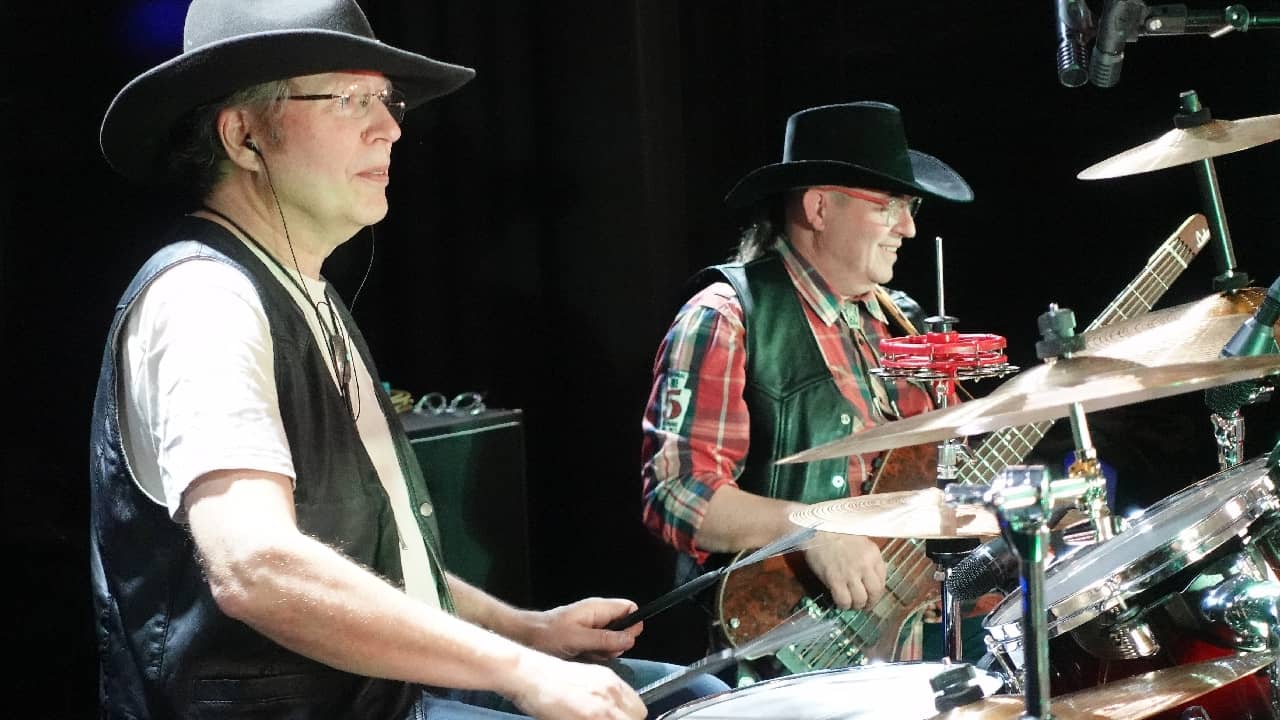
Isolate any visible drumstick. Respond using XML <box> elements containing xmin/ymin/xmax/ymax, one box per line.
<box><xmin>636</xmin><ymin>612</ymin><xmax>836</xmax><ymax>704</ymax></box>
<box><xmin>604</xmin><ymin>527</ymin><xmax>816</xmax><ymax>631</ymax></box>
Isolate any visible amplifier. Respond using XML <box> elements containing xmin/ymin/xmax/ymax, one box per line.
<box><xmin>400</xmin><ymin>408</ymin><xmax>532</xmax><ymax>606</ymax></box>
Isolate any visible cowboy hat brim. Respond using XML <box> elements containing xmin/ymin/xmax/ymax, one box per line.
<box><xmin>101</xmin><ymin>29</ymin><xmax>475</xmax><ymax>183</ymax></box>
<box><xmin>724</xmin><ymin>149</ymin><xmax>974</xmax><ymax>208</ymax></box>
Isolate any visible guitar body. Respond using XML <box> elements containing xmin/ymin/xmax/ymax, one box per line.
<box><xmin>870</xmin><ymin>443</ymin><xmax>939</xmax><ymax>494</ymax></box>
<box><xmin>712</xmin><ymin>215</ymin><xmax>1212</xmax><ymax>675</ymax></box>
<box><xmin>715</xmin><ymin>545</ymin><xmax>936</xmax><ymax>672</ymax></box>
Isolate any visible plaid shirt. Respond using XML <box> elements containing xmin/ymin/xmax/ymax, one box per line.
<box><xmin>641</xmin><ymin>240</ymin><xmax>936</xmax><ymax>562</ymax></box>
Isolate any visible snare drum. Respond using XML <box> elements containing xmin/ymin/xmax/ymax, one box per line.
<box><xmin>983</xmin><ymin>455</ymin><xmax>1280</xmax><ymax>718</ymax></box>
<box><xmin>658</xmin><ymin>662</ymin><xmax>1003</xmax><ymax>719</ymax></box>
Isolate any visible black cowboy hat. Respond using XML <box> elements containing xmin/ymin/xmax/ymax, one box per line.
<box><xmin>100</xmin><ymin>0</ymin><xmax>475</xmax><ymax>183</ymax></box>
<box><xmin>724</xmin><ymin>101</ymin><xmax>973</xmax><ymax>208</ymax></box>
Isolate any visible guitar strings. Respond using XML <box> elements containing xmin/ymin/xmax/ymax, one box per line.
<box><xmin>959</xmin><ymin>240</ymin><xmax>1192</xmax><ymax>485</ymax></box>
<box><xmin>791</xmin><ymin>237</ymin><xmax>1198</xmax><ymax>669</ymax></box>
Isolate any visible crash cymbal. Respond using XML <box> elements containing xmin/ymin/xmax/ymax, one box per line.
<box><xmin>1079</xmin><ymin>287</ymin><xmax>1265</xmax><ymax>365</ymax></box>
<box><xmin>778</xmin><ymin>353</ymin><xmax>1280</xmax><ymax>463</ymax></box>
<box><xmin>789</xmin><ymin>488</ymin><xmax>999</xmax><ymax>539</ymax></box>
<box><xmin>928</xmin><ymin>651</ymin><xmax>1275</xmax><ymax>720</ymax></box>
<box><xmin>1079</xmin><ymin>114</ymin><xmax>1280</xmax><ymax>180</ymax></box>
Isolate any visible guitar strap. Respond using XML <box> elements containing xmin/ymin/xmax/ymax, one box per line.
<box><xmin>874</xmin><ymin>286</ymin><xmax>921</xmax><ymax>336</ymax></box>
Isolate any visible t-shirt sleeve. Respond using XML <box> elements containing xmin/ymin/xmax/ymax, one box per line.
<box><xmin>121</xmin><ymin>259</ymin><xmax>295</xmax><ymax>519</ymax></box>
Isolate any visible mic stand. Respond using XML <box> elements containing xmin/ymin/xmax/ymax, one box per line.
<box><xmin>1139</xmin><ymin>4</ymin><xmax>1280</xmax><ymax>37</ymax></box>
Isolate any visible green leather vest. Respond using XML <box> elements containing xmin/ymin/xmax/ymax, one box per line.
<box><xmin>710</xmin><ymin>254</ymin><xmax>859</xmax><ymax>504</ymax></box>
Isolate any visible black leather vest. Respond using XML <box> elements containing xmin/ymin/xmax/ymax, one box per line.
<box><xmin>89</xmin><ymin>216</ymin><xmax>449</xmax><ymax>719</ymax></box>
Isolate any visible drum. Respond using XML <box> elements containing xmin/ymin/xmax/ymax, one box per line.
<box><xmin>983</xmin><ymin>455</ymin><xmax>1280</xmax><ymax>718</ymax></box>
<box><xmin>658</xmin><ymin>662</ymin><xmax>1003</xmax><ymax>719</ymax></box>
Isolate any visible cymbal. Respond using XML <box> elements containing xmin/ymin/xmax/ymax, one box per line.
<box><xmin>928</xmin><ymin>651</ymin><xmax>1275</xmax><ymax>720</ymax></box>
<box><xmin>789</xmin><ymin>488</ymin><xmax>999</xmax><ymax>539</ymax></box>
<box><xmin>778</xmin><ymin>289</ymin><xmax>1274</xmax><ymax>464</ymax></box>
<box><xmin>778</xmin><ymin>353</ymin><xmax>1280</xmax><ymax>464</ymax></box>
<box><xmin>1079</xmin><ymin>114</ymin><xmax>1280</xmax><ymax>180</ymax></box>
<box><xmin>1077</xmin><ymin>287</ymin><xmax>1264</xmax><ymax>365</ymax></box>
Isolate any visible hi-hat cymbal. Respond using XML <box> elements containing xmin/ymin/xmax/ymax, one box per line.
<box><xmin>789</xmin><ymin>488</ymin><xmax>999</xmax><ymax>539</ymax></box>
<box><xmin>928</xmin><ymin>651</ymin><xmax>1275</xmax><ymax>720</ymax></box>
<box><xmin>1078</xmin><ymin>114</ymin><xmax>1280</xmax><ymax>180</ymax></box>
<box><xmin>778</xmin><ymin>354</ymin><xmax>1280</xmax><ymax>464</ymax></box>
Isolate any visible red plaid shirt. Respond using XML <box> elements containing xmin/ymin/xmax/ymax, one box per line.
<box><xmin>641</xmin><ymin>240</ymin><xmax>937</xmax><ymax>562</ymax></box>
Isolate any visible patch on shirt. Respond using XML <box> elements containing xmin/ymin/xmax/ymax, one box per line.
<box><xmin>660</xmin><ymin>371</ymin><xmax>693</xmax><ymax>432</ymax></box>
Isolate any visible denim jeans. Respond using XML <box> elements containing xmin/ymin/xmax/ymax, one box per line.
<box><xmin>407</xmin><ymin>657</ymin><xmax>730</xmax><ymax>719</ymax></box>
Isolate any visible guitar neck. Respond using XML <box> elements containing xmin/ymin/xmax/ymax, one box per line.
<box><xmin>957</xmin><ymin>214</ymin><xmax>1209</xmax><ymax>484</ymax></box>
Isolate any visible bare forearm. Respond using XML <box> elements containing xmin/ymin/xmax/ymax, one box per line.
<box><xmin>693</xmin><ymin>485</ymin><xmax>806</xmax><ymax>553</ymax></box>
<box><xmin>204</xmin><ymin>529</ymin><xmax>538</xmax><ymax>698</ymax></box>
<box><xmin>448</xmin><ymin>572</ymin><xmax>538</xmax><ymax>646</ymax></box>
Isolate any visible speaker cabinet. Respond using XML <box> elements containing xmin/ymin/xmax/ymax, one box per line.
<box><xmin>400</xmin><ymin>408</ymin><xmax>532</xmax><ymax>606</ymax></box>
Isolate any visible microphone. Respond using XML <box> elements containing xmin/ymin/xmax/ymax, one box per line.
<box><xmin>1055</xmin><ymin>0</ymin><xmax>1094</xmax><ymax>87</ymax></box>
<box><xmin>1090</xmin><ymin>0</ymin><xmax>1145</xmax><ymax>88</ymax></box>
<box><xmin>1205</xmin><ymin>276</ymin><xmax>1280</xmax><ymax>415</ymax></box>
<box><xmin>946</xmin><ymin>535</ymin><xmax>1020</xmax><ymax>601</ymax></box>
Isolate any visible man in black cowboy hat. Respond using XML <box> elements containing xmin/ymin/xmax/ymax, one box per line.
<box><xmin>91</xmin><ymin>2</ymin><xmax>724</xmax><ymax>719</ymax></box>
<box><xmin>640</xmin><ymin>102</ymin><xmax>973</xmax><ymax>673</ymax></box>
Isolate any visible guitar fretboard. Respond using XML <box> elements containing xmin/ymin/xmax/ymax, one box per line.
<box><xmin>957</xmin><ymin>215</ymin><xmax>1209</xmax><ymax>484</ymax></box>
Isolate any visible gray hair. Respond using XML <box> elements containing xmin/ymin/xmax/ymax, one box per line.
<box><xmin>165</xmin><ymin>80</ymin><xmax>290</xmax><ymax>201</ymax></box>
<box><xmin>732</xmin><ymin>191</ymin><xmax>798</xmax><ymax>263</ymax></box>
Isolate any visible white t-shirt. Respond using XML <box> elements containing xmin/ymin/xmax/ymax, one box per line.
<box><xmin>119</xmin><ymin>234</ymin><xmax>441</xmax><ymax>607</ymax></box>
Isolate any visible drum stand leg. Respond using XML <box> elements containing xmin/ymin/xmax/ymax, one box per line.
<box><xmin>945</xmin><ymin>462</ymin><xmax>1095</xmax><ymax>720</ymax></box>
<box><xmin>927</xmin><ymin>541</ymin><xmax>977</xmax><ymax>662</ymax></box>
<box><xmin>929</xmin><ymin>436</ymin><xmax>978</xmax><ymax>662</ymax></box>
<box><xmin>1007</xmin><ymin>514</ymin><xmax>1052</xmax><ymax>720</ymax></box>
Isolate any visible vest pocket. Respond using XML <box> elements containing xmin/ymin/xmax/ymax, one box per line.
<box><xmin>191</xmin><ymin>671</ymin><xmax>331</xmax><ymax>717</ymax></box>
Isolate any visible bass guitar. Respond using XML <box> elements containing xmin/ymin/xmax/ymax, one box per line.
<box><xmin>715</xmin><ymin>215</ymin><xmax>1211</xmax><ymax>674</ymax></box>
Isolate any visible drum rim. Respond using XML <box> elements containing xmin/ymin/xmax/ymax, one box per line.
<box><xmin>984</xmin><ymin>456</ymin><xmax>1278</xmax><ymax>645</ymax></box>
<box><xmin>655</xmin><ymin>661</ymin><xmax>1004</xmax><ymax>719</ymax></box>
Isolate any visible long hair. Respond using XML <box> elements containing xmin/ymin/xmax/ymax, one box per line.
<box><xmin>732</xmin><ymin>192</ymin><xmax>795</xmax><ymax>262</ymax></box>
<box><xmin>165</xmin><ymin>80</ymin><xmax>290</xmax><ymax>202</ymax></box>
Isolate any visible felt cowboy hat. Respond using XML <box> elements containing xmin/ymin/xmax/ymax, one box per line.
<box><xmin>100</xmin><ymin>0</ymin><xmax>475</xmax><ymax>183</ymax></box>
<box><xmin>724</xmin><ymin>101</ymin><xmax>973</xmax><ymax>208</ymax></box>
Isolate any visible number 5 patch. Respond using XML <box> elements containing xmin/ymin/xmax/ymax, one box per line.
<box><xmin>660</xmin><ymin>370</ymin><xmax>692</xmax><ymax>432</ymax></box>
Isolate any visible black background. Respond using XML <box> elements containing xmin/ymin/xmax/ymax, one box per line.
<box><xmin>4</xmin><ymin>2</ymin><xmax>1280</xmax><ymax>716</ymax></box>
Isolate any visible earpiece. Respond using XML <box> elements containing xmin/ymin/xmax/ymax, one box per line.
<box><xmin>244</xmin><ymin>137</ymin><xmax>260</xmax><ymax>154</ymax></box>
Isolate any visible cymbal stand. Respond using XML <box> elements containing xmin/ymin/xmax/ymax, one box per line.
<box><xmin>1035</xmin><ymin>304</ymin><xmax>1119</xmax><ymax>540</ymax></box>
<box><xmin>873</xmin><ymin>237</ymin><xmax>1019</xmax><ymax>660</ymax></box>
<box><xmin>945</xmin><ymin>467</ymin><xmax>1094</xmax><ymax>720</ymax></box>
<box><xmin>1176</xmin><ymin>90</ymin><xmax>1252</xmax><ymax>292</ymax></box>
<box><xmin>1207</xmin><ymin>274</ymin><xmax>1280</xmax><ymax>470</ymax></box>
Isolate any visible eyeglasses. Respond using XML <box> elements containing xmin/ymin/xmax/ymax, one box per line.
<box><xmin>414</xmin><ymin>391</ymin><xmax>487</xmax><ymax>416</ymax></box>
<box><xmin>287</xmin><ymin>87</ymin><xmax>407</xmax><ymax>124</ymax></box>
<box><xmin>815</xmin><ymin>186</ymin><xmax>922</xmax><ymax>228</ymax></box>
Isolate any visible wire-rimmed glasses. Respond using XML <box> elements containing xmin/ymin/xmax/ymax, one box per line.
<box><xmin>413</xmin><ymin>392</ymin><xmax>487</xmax><ymax>416</ymax></box>
<box><xmin>287</xmin><ymin>86</ymin><xmax>407</xmax><ymax>124</ymax></box>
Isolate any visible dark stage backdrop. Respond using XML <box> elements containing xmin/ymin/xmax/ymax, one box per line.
<box><xmin>4</xmin><ymin>2</ymin><xmax>1280</xmax><ymax>716</ymax></box>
